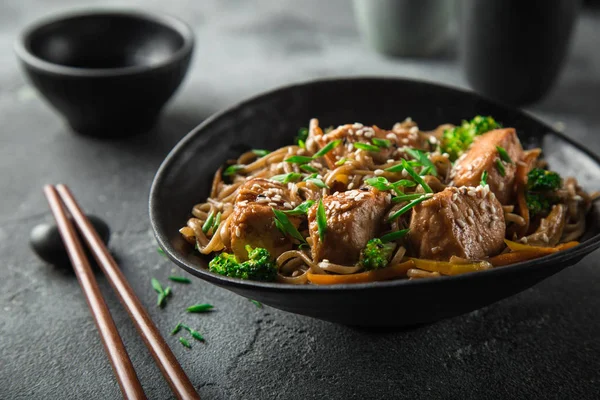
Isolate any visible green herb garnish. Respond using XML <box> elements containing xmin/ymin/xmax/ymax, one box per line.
<box><xmin>272</xmin><ymin>208</ymin><xmax>306</xmax><ymax>244</ymax></box>
<box><xmin>406</xmin><ymin>148</ymin><xmax>437</xmax><ymax>177</ymax></box>
<box><xmin>496</xmin><ymin>146</ymin><xmax>513</xmax><ymax>164</ymax></box>
<box><xmin>495</xmin><ymin>159</ymin><xmax>506</xmax><ymax>177</ymax></box>
<box><xmin>480</xmin><ymin>170</ymin><xmax>488</xmax><ymax>186</ymax></box>
<box><xmin>391</xmin><ymin>193</ymin><xmax>427</xmax><ymax>203</ymax></box>
<box><xmin>179</xmin><ymin>337</ymin><xmax>192</xmax><ymax>348</ymax></box>
<box><xmin>271</xmin><ymin>172</ymin><xmax>303</xmax><ymax>184</ymax></box>
<box><xmin>313</xmin><ymin>140</ymin><xmax>342</xmax><ymax>158</ymax></box>
<box><xmin>316</xmin><ymin>199</ymin><xmax>327</xmax><ymax>242</ymax></box>
<box><xmin>384</xmin><ymin>160</ymin><xmax>421</xmax><ymax>173</ymax></box>
<box><xmin>388</xmin><ymin>194</ymin><xmax>431</xmax><ymax>221</ymax></box>
<box><xmin>380</xmin><ymin>229</ymin><xmax>410</xmax><ymax>243</ymax></box>
<box><xmin>151</xmin><ymin>278</ymin><xmax>164</xmax><ymax>295</ymax></box>
<box><xmin>300</xmin><ymin>164</ymin><xmax>319</xmax><ymax>173</ymax></box>
<box><xmin>252</xmin><ymin>149</ymin><xmax>270</xmax><ymax>157</ymax></box>
<box><xmin>285</xmin><ymin>155</ymin><xmax>314</xmax><ymax>164</ymax></box>
<box><xmin>249</xmin><ymin>299</ymin><xmax>263</xmax><ymax>308</ymax></box>
<box><xmin>365</xmin><ymin>177</ymin><xmax>416</xmax><ymax>193</ymax></box>
<box><xmin>186</xmin><ymin>303</ymin><xmax>214</xmax><ymax>313</ymax></box>
<box><xmin>157</xmin><ymin>292</ymin><xmax>167</xmax><ymax>307</ymax></box>
<box><xmin>372</xmin><ymin>138</ymin><xmax>391</xmax><ymax>148</ymax></box>
<box><xmin>283</xmin><ymin>200</ymin><xmax>315</xmax><ymax>216</ymax></box>
<box><xmin>401</xmin><ymin>159</ymin><xmax>432</xmax><ymax>193</ymax></box>
<box><xmin>213</xmin><ymin>212</ymin><xmax>222</xmax><ymax>231</ymax></box>
<box><xmin>296</xmin><ymin>127</ymin><xmax>309</xmax><ymax>148</ymax></box>
<box><xmin>353</xmin><ymin>142</ymin><xmax>380</xmax><ymax>152</ymax></box>
<box><xmin>183</xmin><ymin>326</ymin><xmax>205</xmax><ymax>342</ymax></box>
<box><xmin>303</xmin><ymin>175</ymin><xmax>328</xmax><ymax>189</ymax></box>
<box><xmin>157</xmin><ymin>247</ymin><xmax>166</xmax><ymax>257</ymax></box>
<box><xmin>201</xmin><ymin>211</ymin><xmax>215</xmax><ymax>233</ymax></box>
<box><xmin>335</xmin><ymin>157</ymin><xmax>349</xmax><ymax>166</ymax></box>
<box><xmin>223</xmin><ymin>164</ymin><xmax>244</xmax><ymax>176</ymax></box>
<box><xmin>171</xmin><ymin>323</ymin><xmax>183</xmax><ymax>335</ymax></box>
<box><xmin>169</xmin><ymin>276</ymin><xmax>191</xmax><ymax>284</ymax></box>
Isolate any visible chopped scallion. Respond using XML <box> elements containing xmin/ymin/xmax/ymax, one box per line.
<box><xmin>186</xmin><ymin>303</ymin><xmax>214</xmax><ymax>313</ymax></box>
<box><xmin>317</xmin><ymin>199</ymin><xmax>327</xmax><ymax>242</ymax></box>
<box><xmin>353</xmin><ymin>142</ymin><xmax>380</xmax><ymax>152</ymax></box>
<box><xmin>496</xmin><ymin>146</ymin><xmax>513</xmax><ymax>164</ymax></box>
<box><xmin>313</xmin><ymin>140</ymin><xmax>342</xmax><ymax>158</ymax></box>
<box><xmin>495</xmin><ymin>159</ymin><xmax>506</xmax><ymax>177</ymax></box>
<box><xmin>388</xmin><ymin>194</ymin><xmax>432</xmax><ymax>221</ymax></box>
<box><xmin>272</xmin><ymin>208</ymin><xmax>306</xmax><ymax>244</ymax></box>
<box><xmin>169</xmin><ymin>276</ymin><xmax>191</xmax><ymax>284</ymax></box>
<box><xmin>401</xmin><ymin>159</ymin><xmax>433</xmax><ymax>193</ymax></box>
<box><xmin>380</xmin><ymin>228</ymin><xmax>410</xmax><ymax>243</ymax></box>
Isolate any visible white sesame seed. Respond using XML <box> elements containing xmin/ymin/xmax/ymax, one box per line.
<box><xmin>452</xmin><ymin>193</ymin><xmax>458</xmax><ymax>201</ymax></box>
<box><xmin>256</xmin><ymin>198</ymin><xmax>269</xmax><ymax>203</ymax></box>
<box><xmin>542</xmin><ymin>233</ymin><xmax>549</xmax><ymax>243</ymax></box>
<box><xmin>490</xmin><ymin>205</ymin><xmax>496</xmax><ymax>213</ymax></box>
<box><xmin>347</xmin><ymin>182</ymin><xmax>354</xmax><ymax>190</ymax></box>
<box><xmin>468</xmin><ymin>208</ymin><xmax>474</xmax><ymax>217</ymax></box>
<box><xmin>431</xmin><ymin>246</ymin><xmax>441</xmax><ymax>254</ymax></box>
<box><xmin>478</xmin><ymin>234</ymin><xmax>483</xmax><ymax>242</ymax></box>
<box><xmin>409</xmin><ymin>126</ymin><xmax>419</xmax><ymax>134</ymax></box>
<box><xmin>402</xmin><ymin>138</ymin><xmax>409</xmax><ymax>144</ymax></box>
<box><xmin>356</xmin><ymin>130</ymin><xmax>364</xmax><ymax>137</ymax></box>
<box><xmin>573</xmin><ymin>195</ymin><xmax>583</xmax><ymax>201</ymax></box>
<box><xmin>429</xmin><ymin>136</ymin><xmax>438</xmax><ymax>144</ymax></box>
<box><xmin>456</xmin><ymin>219</ymin><xmax>466</xmax><ymax>228</ymax></box>
<box><xmin>387</xmin><ymin>159</ymin><xmax>395</xmax><ymax>164</ymax></box>
<box><xmin>386</xmin><ymin>133</ymin><xmax>396</xmax><ymax>140</ymax></box>
<box><xmin>480</xmin><ymin>201</ymin><xmax>487</xmax><ymax>211</ymax></box>
<box><xmin>268</xmin><ymin>202</ymin><xmax>278</xmax><ymax>207</ymax></box>
<box><xmin>401</xmin><ymin>169</ymin><xmax>409</xmax><ymax>177</ymax></box>
<box><xmin>451</xmin><ymin>203</ymin><xmax>459</xmax><ymax>212</ymax></box>
<box><xmin>491</xmin><ymin>215</ymin><xmax>499</xmax><ymax>221</ymax></box>
<box><xmin>521</xmin><ymin>237</ymin><xmax>528</xmax><ymax>244</ymax></box>
<box><xmin>235</xmin><ymin>227</ymin><xmax>241</xmax><ymax>238</ymax></box>
<box><xmin>405</xmin><ymin>117</ymin><xmax>413</xmax><ymax>122</ymax></box>
<box><xmin>467</xmin><ymin>190</ymin><xmax>476</xmax><ymax>197</ymax></box>
<box><xmin>467</xmin><ymin>216</ymin><xmax>475</xmax><ymax>225</ymax></box>
<box><xmin>353</xmin><ymin>123</ymin><xmax>363</xmax><ymax>129</ymax></box>
<box><xmin>323</xmin><ymin>259</ymin><xmax>330</xmax><ymax>263</ymax></box>
<box><xmin>374</xmin><ymin>169</ymin><xmax>384</xmax><ymax>176</ymax></box>
<box><xmin>498</xmin><ymin>181</ymin><xmax>505</xmax><ymax>191</ymax></box>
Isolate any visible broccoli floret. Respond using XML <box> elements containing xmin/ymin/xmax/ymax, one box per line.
<box><xmin>525</xmin><ymin>168</ymin><xmax>562</xmax><ymax>217</ymax></box>
<box><xmin>440</xmin><ymin>115</ymin><xmax>501</xmax><ymax>161</ymax></box>
<box><xmin>208</xmin><ymin>245</ymin><xmax>277</xmax><ymax>281</ymax></box>
<box><xmin>359</xmin><ymin>238</ymin><xmax>396</xmax><ymax>270</ymax></box>
<box><xmin>527</xmin><ymin>168</ymin><xmax>562</xmax><ymax>191</ymax></box>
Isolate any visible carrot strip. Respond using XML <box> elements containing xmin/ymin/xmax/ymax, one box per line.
<box><xmin>488</xmin><ymin>250</ymin><xmax>547</xmax><ymax>266</ymax></box>
<box><xmin>306</xmin><ymin>260</ymin><xmax>415</xmax><ymax>285</ymax></box>
<box><xmin>504</xmin><ymin>239</ymin><xmax>579</xmax><ymax>253</ymax></box>
<box><xmin>409</xmin><ymin>258</ymin><xmax>491</xmax><ymax>276</ymax></box>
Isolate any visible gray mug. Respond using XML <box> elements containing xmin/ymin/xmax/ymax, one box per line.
<box><xmin>353</xmin><ymin>0</ymin><xmax>455</xmax><ymax>57</ymax></box>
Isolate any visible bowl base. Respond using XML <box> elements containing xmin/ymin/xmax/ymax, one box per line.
<box><xmin>68</xmin><ymin>117</ymin><xmax>158</xmax><ymax>138</ymax></box>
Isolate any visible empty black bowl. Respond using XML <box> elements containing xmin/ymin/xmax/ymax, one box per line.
<box><xmin>15</xmin><ymin>10</ymin><xmax>194</xmax><ymax>137</ymax></box>
<box><xmin>150</xmin><ymin>77</ymin><xmax>600</xmax><ymax>327</ymax></box>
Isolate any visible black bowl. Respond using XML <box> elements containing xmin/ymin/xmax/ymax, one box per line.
<box><xmin>150</xmin><ymin>78</ymin><xmax>600</xmax><ymax>327</ymax></box>
<box><xmin>14</xmin><ymin>10</ymin><xmax>194</xmax><ymax>137</ymax></box>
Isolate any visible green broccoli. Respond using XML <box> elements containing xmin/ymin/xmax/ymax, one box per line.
<box><xmin>359</xmin><ymin>238</ymin><xmax>396</xmax><ymax>270</ymax></box>
<box><xmin>525</xmin><ymin>168</ymin><xmax>562</xmax><ymax>217</ymax></box>
<box><xmin>208</xmin><ymin>245</ymin><xmax>277</xmax><ymax>281</ymax></box>
<box><xmin>527</xmin><ymin>168</ymin><xmax>562</xmax><ymax>191</ymax></box>
<box><xmin>440</xmin><ymin>115</ymin><xmax>501</xmax><ymax>161</ymax></box>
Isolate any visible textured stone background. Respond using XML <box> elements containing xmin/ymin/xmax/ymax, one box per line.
<box><xmin>1</xmin><ymin>1</ymin><xmax>599</xmax><ymax>399</ymax></box>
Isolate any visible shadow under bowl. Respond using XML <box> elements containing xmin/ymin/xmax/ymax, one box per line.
<box><xmin>14</xmin><ymin>9</ymin><xmax>194</xmax><ymax>137</ymax></box>
<box><xmin>150</xmin><ymin>77</ymin><xmax>600</xmax><ymax>327</ymax></box>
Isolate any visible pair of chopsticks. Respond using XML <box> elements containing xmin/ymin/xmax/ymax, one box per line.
<box><xmin>44</xmin><ymin>184</ymin><xmax>200</xmax><ymax>400</ymax></box>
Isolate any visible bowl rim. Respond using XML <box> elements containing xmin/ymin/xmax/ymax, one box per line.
<box><xmin>150</xmin><ymin>76</ymin><xmax>600</xmax><ymax>293</ymax></box>
<box><xmin>14</xmin><ymin>8</ymin><xmax>194</xmax><ymax>77</ymax></box>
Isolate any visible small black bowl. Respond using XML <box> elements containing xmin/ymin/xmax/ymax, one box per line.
<box><xmin>150</xmin><ymin>77</ymin><xmax>600</xmax><ymax>327</ymax></box>
<box><xmin>14</xmin><ymin>10</ymin><xmax>194</xmax><ymax>137</ymax></box>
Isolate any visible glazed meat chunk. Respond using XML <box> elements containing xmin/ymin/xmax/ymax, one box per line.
<box><xmin>409</xmin><ymin>186</ymin><xmax>505</xmax><ymax>260</ymax></box>
<box><xmin>452</xmin><ymin>128</ymin><xmax>524</xmax><ymax>204</ymax></box>
<box><xmin>230</xmin><ymin>178</ymin><xmax>300</xmax><ymax>261</ymax></box>
<box><xmin>307</xmin><ymin>189</ymin><xmax>390</xmax><ymax>265</ymax></box>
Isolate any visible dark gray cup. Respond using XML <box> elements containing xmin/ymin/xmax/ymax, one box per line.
<box><xmin>460</xmin><ymin>0</ymin><xmax>581</xmax><ymax>106</ymax></box>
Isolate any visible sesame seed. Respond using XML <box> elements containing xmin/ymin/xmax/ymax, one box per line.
<box><xmin>456</xmin><ymin>219</ymin><xmax>466</xmax><ymax>228</ymax></box>
<box><xmin>256</xmin><ymin>198</ymin><xmax>269</xmax><ymax>203</ymax></box>
<box><xmin>387</xmin><ymin>159</ymin><xmax>395</xmax><ymax>164</ymax></box>
<box><xmin>374</xmin><ymin>169</ymin><xmax>384</xmax><ymax>176</ymax></box>
<box><xmin>235</xmin><ymin>227</ymin><xmax>241</xmax><ymax>238</ymax></box>
<box><xmin>452</xmin><ymin>193</ymin><xmax>458</xmax><ymax>201</ymax></box>
<box><xmin>283</xmin><ymin>202</ymin><xmax>292</xmax><ymax>209</ymax></box>
<box><xmin>490</xmin><ymin>205</ymin><xmax>496</xmax><ymax>213</ymax></box>
<box><xmin>542</xmin><ymin>233</ymin><xmax>549</xmax><ymax>243</ymax></box>
<box><xmin>429</xmin><ymin>136</ymin><xmax>438</xmax><ymax>144</ymax></box>
<box><xmin>405</xmin><ymin>117</ymin><xmax>413</xmax><ymax>122</ymax></box>
<box><xmin>478</xmin><ymin>234</ymin><xmax>483</xmax><ymax>242</ymax></box>
<box><xmin>479</xmin><ymin>202</ymin><xmax>487</xmax><ymax>211</ymax></box>
<box><xmin>431</xmin><ymin>246</ymin><xmax>441</xmax><ymax>254</ymax></box>
<box><xmin>386</xmin><ymin>133</ymin><xmax>396</xmax><ymax>140</ymax></box>
<box><xmin>402</xmin><ymin>139</ymin><xmax>409</xmax><ymax>144</ymax></box>
<box><xmin>409</xmin><ymin>126</ymin><xmax>419</xmax><ymax>134</ymax></box>
<box><xmin>573</xmin><ymin>195</ymin><xmax>583</xmax><ymax>201</ymax></box>
<box><xmin>347</xmin><ymin>182</ymin><xmax>354</xmax><ymax>189</ymax></box>
<box><xmin>268</xmin><ymin>202</ymin><xmax>278</xmax><ymax>207</ymax></box>
<box><xmin>521</xmin><ymin>237</ymin><xmax>528</xmax><ymax>244</ymax></box>
<box><xmin>356</xmin><ymin>130</ymin><xmax>363</xmax><ymax>136</ymax></box>
<box><xmin>451</xmin><ymin>203</ymin><xmax>459</xmax><ymax>212</ymax></box>
<box><xmin>498</xmin><ymin>181</ymin><xmax>505</xmax><ymax>191</ymax></box>
<box><xmin>491</xmin><ymin>215</ymin><xmax>499</xmax><ymax>221</ymax></box>
<box><xmin>401</xmin><ymin>169</ymin><xmax>409</xmax><ymax>177</ymax></box>
<box><xmin>467</xmin><ymin>190</ymin><xmax>476</xmax><ymax>197</ymax></box>
<box><xmin>467</xmin><ymin>216</ymin><xmax>475</xmax><ymax>225</ymax></box>
<box><xmin>353</xmin><ymin>123</ymin><xmax>363</xmax><ymax>129</ymax></box>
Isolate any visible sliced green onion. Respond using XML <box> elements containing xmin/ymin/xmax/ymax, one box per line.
<box><xmin>496</xmin><ymin>159</ymin><xmax>506</xmax><ymax>177</ymax></box>
<box><xmin>317</xmin><ymin>199</ymin><xmax>327</xmax><ymax>242</ymax></box>
<box><xmin>283</xmin><ymin>200</ymin><xmax>315</xmax><ymax>216</ymax></box>
<box><xmin>300</xmin><ymin>164</ymin><xmax>319</xmax><ymax>173</ymax></box>
<box><xmin>496</xmin><ymin>146</ymin><xmax>513</xmax><ymax>164</ymax></box>
<box><xmin>353</xmin><ymin>142</ymin><xmax>380</xmax><ymax>152</ymax></box>
<box><xmin>249</xmin><ymin>299</ymin><xmax>263</xmax><ymax>308</ymax></box>
<box><xmin>157</xmin><ymin>247</ymin><xmax>166</xmax><ymax>257</ymax></box>
<box><xmin>372</xmin><ymin>138</ymin><xmax>391</xmax><ymax>148</ymax></box>
<box><xmin>304</xmin><ymin>177</ymin><xmax>329</xmax><ymax>189</ymax></box>
<box><xmin>164</xmin><ymin>287</ymin><xmax>172</xmax><ymax>297</ymax></box>
<box><xmin>405</xmin><ymin>148</ymin><xmax>437</xmax><ymax>177</ymax></box>
<box><xmin>401</xmin><ymin>159</ymin><xmax>433</xmax><ymax>193</ymax></box>
<box><xmin>385</xmin><ymin>163</ymin><xmax>405</xmax><ymax>173</ymax></box>
<box><xmin>272</xmin><ymin>208</ymin><xmax>306</xmax><ymax>243</ymax></box>
<box><xmin>171</xmin><ymin>322</ymin><xmax>183</xmax><ymax>335</ymax></box>
<box><xmin>213</xmin><ymin>212</ymin><xmax>222</xmax><ymax>231</ymax></box>
<box><xmin>186</xmin><ymin>303</ymin><xmax>214</xmax><ymax>313</ymax></box>
<box><xmin>335</xmin><ymin>157</ymin><xmax>349</xmax><ymax>166</ymax></box>
<box><xmin>201</xmin><ymin>211</ymin><xmax>215</xmax><ymax>233</ymax></box>
<box><xmin>252</xmin><ymin>149</ymin><xmax>270</xmax><ymax>157</ymax></box>
<box><xmin>223</xmin><ymin>164</ymin><xmax>244</xmax><ymax>176</ymax></box>
<box><xmin>271</xmin><ymin>172</ymin><xmax>302</xmax><ymax>184</ymax></box>
<box><xmin>151</xmin><ymin>278</ymin><xmax>164</xmax><ymax>295</ymax></box>
<box><xmin>179</xmin><ymin>337</ymin><xmax>192</xmax><ymax>348</ymax></box>
<box><xmin>391</xmin><ymin>180</ymin><xmax>417</xmax><ymax>188</ymax></box>
<box><xmin>392</xmin><ymin>193</ymin><xmax>428</xmax><ymax>203</ymax></box>
<box><xmin>169</xmin><ymin>276</ymin><xmax>191</xmax><ymax>284</ymax></box>
<box><xmin>296</xmin><ymin>127</ymin><xmax>309</xmax><ymax>148</ymax></box>
<box><xmin>365</xmin><ymin>177</ymin><xmax>391</xmax><ymax>191</ymax></box>
<box><xmin>480</xmin><ymin>170</ymin><xmax>488</xmax><ymax>186</ymax></box>
<box><xmin>388</xmin><ymin>195</ymin><xmax>432</xmax><ymax>221</ymax></box>
<box><xmin>183</xmin><ymin>326</ymin><xmax>205</xmax><ymax>342</ymax></box>
<box><xmin>380</xmin><ymin>228</ymin><xmax>410</xmax><ymax>243</ymax></box>
<box><xmin>285</xmin><ymin>155</ymin><xmax>314</xmax><ymax>164</ymax></box>
<box><xmin>313</xmin><ymin>140</ymin><xmax>342</xmax><ymax>158</ymax></box>
<box><xmin>157</xmin><ymin>292</ymin><xmax>167</xmax><ymax>308</ymax></box>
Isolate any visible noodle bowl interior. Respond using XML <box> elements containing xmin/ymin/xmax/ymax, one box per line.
<box><xmin>179</xmin><ymin>116</ymin><xmax>597</xmax><ymax>285</ymax></box>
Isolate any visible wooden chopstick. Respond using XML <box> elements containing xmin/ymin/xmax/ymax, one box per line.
<box><xmin>54</xmin><ymin>184</ymin><xmax>200</xmax><ymax>400</ymax></box>
<box><xmin>43</xmin><ymin>185</ymin><xmax>147</xmax><ymax>400</ymax></box>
